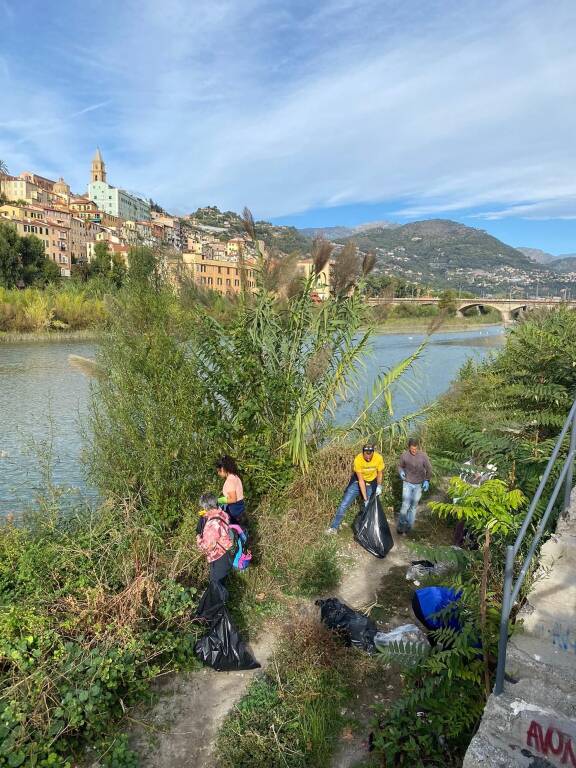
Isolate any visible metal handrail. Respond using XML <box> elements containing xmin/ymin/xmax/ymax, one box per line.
<box><xmin>494</xmin><ymin>398</ymin><xmax>576</xmax><ymax>695</ymax></box>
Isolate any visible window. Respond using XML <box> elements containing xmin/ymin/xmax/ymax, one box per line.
<box><xmin>217</xmin><ymin>266</ymin><xmax>222</xmax><ymax>273</ymax></box>
<box><xmin>227</xmin><ymin>267</ymin><xmax>230</xmax><ymax>275</ymax></box>
<box><xmin>207</xmin><ymin>277</ymin><xmax>213</xmax><ymax>285</ymax></box>
<box><xmin>226</xmin><ymin>278</ymin><xmax>231</xmax><ymax>286</ymax></box>
<box><xmin>235</xmin><ymin>268</ymin><xmax>239</xmax><ymax>276</ymax></box>
<box><xmin>217</xmin><ymin>277</ymin><xmax>222</xmax><ymax>285</ymax></box>
<box><xmin>234</xmin><ymin>279</ymin><xmax>239</xmax><ymax>286</ymax></box>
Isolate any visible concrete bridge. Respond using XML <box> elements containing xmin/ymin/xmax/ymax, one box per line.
<box><xmin>366</xmin><ymin>296</ymin><xmax>576</xmax><ymax>322</ymax></box>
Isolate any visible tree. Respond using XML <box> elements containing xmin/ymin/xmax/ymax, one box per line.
<box><xmin>0</xmin><ymin>222</ymin><xmax>21</xmax><ymax>287</ymax></box>
<box><xmin>128</xmin><ymin>245</ymin><xmax>162</xmax><ymax>288</ymax></box>
<box><xmin>110</xmin><ymin>253</ymin><xmax>127</xmax><ymax>288</ymax></box>
<box><xmin>438</xmin><ymin>289</ymin><xmax>458</xmax><ymax>315</ymax></box>
<box><xmin>41</xmin><ymin>258</ymin><xmax>62</xmax><ymax>284</ymax></box>
<box><xmin>0</xmin><ymin>159</ymin><xmax>8</xmax><ymax>176</ymax></box>
<box><xmin>91</xmin><ymin>241</ymin><xmax>111</xmax><ymax>277</ymax></box>
<box><xmin>20</xmin><ymin>234</ymin><xmax>47</xmax><ymax>285</ymax></box>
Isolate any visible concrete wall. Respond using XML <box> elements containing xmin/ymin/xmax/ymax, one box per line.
<box><xmin>463</xmin><ymin>491</ymin><xmax>576</xmax><ymax>768</ymax></box>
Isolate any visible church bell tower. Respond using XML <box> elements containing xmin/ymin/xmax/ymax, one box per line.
<box><xmin>91</xmin><ymin>148</ymin><xmax>107</xmax><ymax>183</ymax></box>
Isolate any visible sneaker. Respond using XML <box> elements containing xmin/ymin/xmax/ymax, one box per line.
<box><xmin>325</xmin><ymin>527</ymin><xmax>337</xmax><ymax>535</ymax></box>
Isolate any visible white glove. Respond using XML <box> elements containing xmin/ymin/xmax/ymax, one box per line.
<box><xmin>376</xmin><ymin>485</ymin><xmax>382</xmax><ymax>496</ymax></box>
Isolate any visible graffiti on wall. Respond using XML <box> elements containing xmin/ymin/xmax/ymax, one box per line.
<box><xmin>533</xmin><ymin>621</ymin><xmax>576</xmax><ymax>654</ymax></box>
<box><xmin>525</xmin><ymin>720</ymin><xmax>576</xmax><ymax>767</ymax></box>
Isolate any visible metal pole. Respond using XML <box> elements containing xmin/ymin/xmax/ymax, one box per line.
<box><xmin>495</xmin><ymin>545</ymin><xmax>515</xmax><ymax>695</ymax></box>
<box><xmin>563</xmin><ymin>410</ymin><xmax>576</xmax><ymax>516</ymax></box>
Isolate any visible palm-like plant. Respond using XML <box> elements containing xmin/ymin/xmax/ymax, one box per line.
<box><xmin>192</xmin><ymin>248</ymin><xmax>372</xmax><ymax>472</ymax></box>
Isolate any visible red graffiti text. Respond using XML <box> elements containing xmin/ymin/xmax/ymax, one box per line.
<box><xmin>526</xmin><ymin>720</ymin><xmax>576</xmax><ymax>766</ymax></box>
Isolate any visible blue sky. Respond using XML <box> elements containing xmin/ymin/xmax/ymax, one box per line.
<box><xmin>1</xmin><ymin>0</ymin><xmax>575</xmax><ymax>254</ymax></box>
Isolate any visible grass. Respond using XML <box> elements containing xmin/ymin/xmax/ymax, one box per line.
<box><xmin>371</xmin><ymin>317</ymin><xmax>502</xmax><ymax>333</ymax></box>
<box><xmin>216</xmin><ymin>616</ymin><xmax>351</xmax><ymax>768</ymax></box>
<box><xmin>0</xmin><ymin>286</ymin><xmax>107</xmax><ymax>335</ymax></box>
<box><xmin>0</xmin><ymin>328</ymin><xmax>101</xmax><ymax>343</ymax></box>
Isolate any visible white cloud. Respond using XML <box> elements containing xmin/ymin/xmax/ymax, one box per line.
<box><xmin>2</xmin><ymin>0</ymin><xmax>576</xmax><ymax>220</ymax></box>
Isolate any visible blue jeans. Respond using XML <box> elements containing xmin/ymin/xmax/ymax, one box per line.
<box><xmin>398</xmin><ymin>481</ymin><xmax>422</xmax><ymax>530</ymax></box>
<box><xmin>330</xmin><ymin>480</ymin><xmax>376</xmax><ymax>530</ymax></box>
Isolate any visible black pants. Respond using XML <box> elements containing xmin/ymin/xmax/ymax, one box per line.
<box><xmin>209</xmin><ymin>552</ymin><xmax>233</xmax><ymax>600</ymax></box>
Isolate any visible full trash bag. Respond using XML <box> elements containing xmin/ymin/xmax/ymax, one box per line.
<box><xmin>194</xmin><ymin>582</ymin><xmax>260</xmax><ymax>671</ymax></box>
<box><xmin>194</xmin><ymin>606</ymin><xmax>261</xmax><ymax>671</ymax></box>
<box><xmin>353</xmin><ymin>494</ymin><xmax>394</xmax><ymax>559</ymax></box>
<box><xmin>316</xmin><ymin>597</ymin><xmax>377</xmax><ymax>651</ymax></box>
<box><xmin>195</xmin><ymin>582</ymin><xmax>227</xmax><ymax>625</ymax></box>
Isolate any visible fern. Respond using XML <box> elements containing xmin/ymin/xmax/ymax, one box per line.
<box><xmin>376</xmin><ymin>639</ymin><xmax>430</xmax><ymax>665</ymax></box>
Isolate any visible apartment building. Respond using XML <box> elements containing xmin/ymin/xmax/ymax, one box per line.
<box><xmin>0</xmin><ymin>203</ymin><xmax>72</xmax><ymax>276</ymax></box>
<box><xmin>296</xmin><ymin>258</ymin><xmax>332</xmax><ymax>300</ymax></box>
<box><xmin>182</xmin><ymin>251</ymin><xmax>257</xmax><ymax>295</ymax></box>
<box><xmin>0</xmin><ymin>175</ymin><xmax>50</xmax><ymax>205</ymax></box>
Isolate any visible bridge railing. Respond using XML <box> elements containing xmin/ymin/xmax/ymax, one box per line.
<box><xmin>494</xmin><ymin>398</ymin><xmax>576</xmax><ymax>695</ymax></box>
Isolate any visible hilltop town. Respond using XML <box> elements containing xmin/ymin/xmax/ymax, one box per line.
<box><xmin>0</xmin><ymin>151</ymin><xmax>334</xmax><ymax>299</ymax></box>
<box><xmin>1</xmin><ymin>152</ymin><xmax>575</xmax><ymax>299</ymax></box>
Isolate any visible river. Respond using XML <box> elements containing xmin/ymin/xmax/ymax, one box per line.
<box><xmin>0</xmin><ymin>326</ymin><xmax>504</xmax><ymax>515</ymax></box>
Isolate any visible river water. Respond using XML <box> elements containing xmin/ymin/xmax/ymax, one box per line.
<box><xmin>0</xmin><ymin>326</ymin><xmax>504</xmax><ymax>515</ymax></box>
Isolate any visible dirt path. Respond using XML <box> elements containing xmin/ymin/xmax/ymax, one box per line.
<box><xmin>128</xmin><ymin>507</ymin><xmax>442</xmax><ymax>768</ymax></box>
<box><xmin>128</xmin><ymin>631</ymin><xmax>277</xmax><ymax>768</ymax></box>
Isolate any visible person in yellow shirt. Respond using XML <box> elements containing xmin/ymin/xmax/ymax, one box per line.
<box><xmin>326</xmin><ymin>443</ymin><xmax>384</xmax><ymax>534</ymax></box>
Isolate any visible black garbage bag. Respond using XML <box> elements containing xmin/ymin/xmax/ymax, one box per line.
<box><xmin>195</xmin><ymin>582</ymin><xmax>227</xmax><ymax>625</ymax></box>
<box><xmin>353</xmin><ymin>494</ymin><xmax>394</xmax><ymax>559</ymax></box>
<box><xmin>194</xmin><ymin>606</ymin><xmax>261</xmax><ymax>671</ymax></box>
<box><xmin>316</xmin><ymin>597</ymin><xmax>377</xmax><ymax>651</ymax></box>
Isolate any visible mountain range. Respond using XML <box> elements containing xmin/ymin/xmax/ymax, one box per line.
<box><xmin>189</xmin><ymin>207</ymin><xmax>575</xmax><ymax>295</ymax></box>
<box><xmin>300</xmin><ymin>221</ymin><xmax>398</xmax><ymax>240</ymax></box>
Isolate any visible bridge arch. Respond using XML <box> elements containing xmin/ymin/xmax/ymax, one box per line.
<box><xmin>457</xmin><ymin>302</ymin><xmax>506</xmax><ymax>320</ymax></box>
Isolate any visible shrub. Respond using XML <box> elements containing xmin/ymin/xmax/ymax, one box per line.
<box><xmin>0</xmin><ymin>503</ymin><xmax>203</xmax><ymax>767</ymax></box>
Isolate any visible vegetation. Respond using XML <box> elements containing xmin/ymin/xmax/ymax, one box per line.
<box><xmin>3</xmin><ymin>220</ymin><xmax>421</xmax><ymax>763</ymax></box>
<box><xmin>0</xmin><ymin>222</ymin><xmax>60</xmax><ymax>289</ymax></box>
<box><xmin>217</xmin><ymin>618</ymin><xmax>350</xmax><ymax>768</ymax></box>
<box><xmin>369</xmin><ymin>308</ymin><xmax>576</xmax><ymax>766</ymax></box>
<box><xmin>0</xmin><ymin>284</ymin><xmax>106</xmax><ymax>334</ymax></box>
<box><xmin>86</xmin><ymin>241</ymin><xmax>127</xmax><ymax>287</ymax></box>
<box><xmin>0</xmin><ymin>498</ymin><xmax>205</xmax><ymax>767</ymax></box>
<box><xmin>5</xmin><ymin>200</ymin><xmax>575</xmax><ymax>766</ymax></box>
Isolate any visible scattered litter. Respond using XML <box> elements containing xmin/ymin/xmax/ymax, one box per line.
<box><xmin>374</xmin><ymin>624</ymin><xmax>430</xmax><ymax>650</ymax></box>
<box><xmin>405</xmin><ymin>558</ymin><xmax>457</xmax><ymax>583</ymax></box>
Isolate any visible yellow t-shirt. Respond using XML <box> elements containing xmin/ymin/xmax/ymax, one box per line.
<box><xmin>353</xmin><ymin>452</ymin><xmax>385</xmax><ymax>482</ymax></box>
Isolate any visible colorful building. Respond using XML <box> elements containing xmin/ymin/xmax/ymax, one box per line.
<box><xmin>181</xmin><ymin>251</ymin><xmax>257</xmax><ymax>295</ymax></box>
<box><xmin>0</xmin><ymin>175</ymin><xmax>49</xmax><ymax>205</ymax></box>
<box><xmin>87</xmin><ymin>149</ymin><xmax>150</xmax><ymax>221</ymax></box>
<box><xmin>296</xmin><ymin>258</ymin><xmax>332</xmax><ymax>300</ymax></box>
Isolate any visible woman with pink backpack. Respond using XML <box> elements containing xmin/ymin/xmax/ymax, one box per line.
<box><xmin>196</xmin><ymin>493</ymin><xmax>251</xmax><ymax>599</ymax></box>
<box><xmin>196</xmin><ymin>493</ymin><xmax>236</xmax><ymax>596</ymax></box>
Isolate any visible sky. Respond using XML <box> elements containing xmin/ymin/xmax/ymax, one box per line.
<box><xmin>1</xmin><ymin>0</ymin><xmax>575</xmax><ymax>254</ymax></box>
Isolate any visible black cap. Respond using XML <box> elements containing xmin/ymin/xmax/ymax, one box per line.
<box><xmin>363</xmin><ymin>443</ymin><xmax>375</xmax><ymax>452</ymax></box>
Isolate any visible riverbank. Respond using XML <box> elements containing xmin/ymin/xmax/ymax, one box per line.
<box><xmin>372</xmin><ymin>318</ymin><xmax>503</xmax><ymax>334</ymax></box>
<box><xmin>0</xmin><ymin>328</ymin><xmax>101</xmax><ymax>343</ymax></box>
